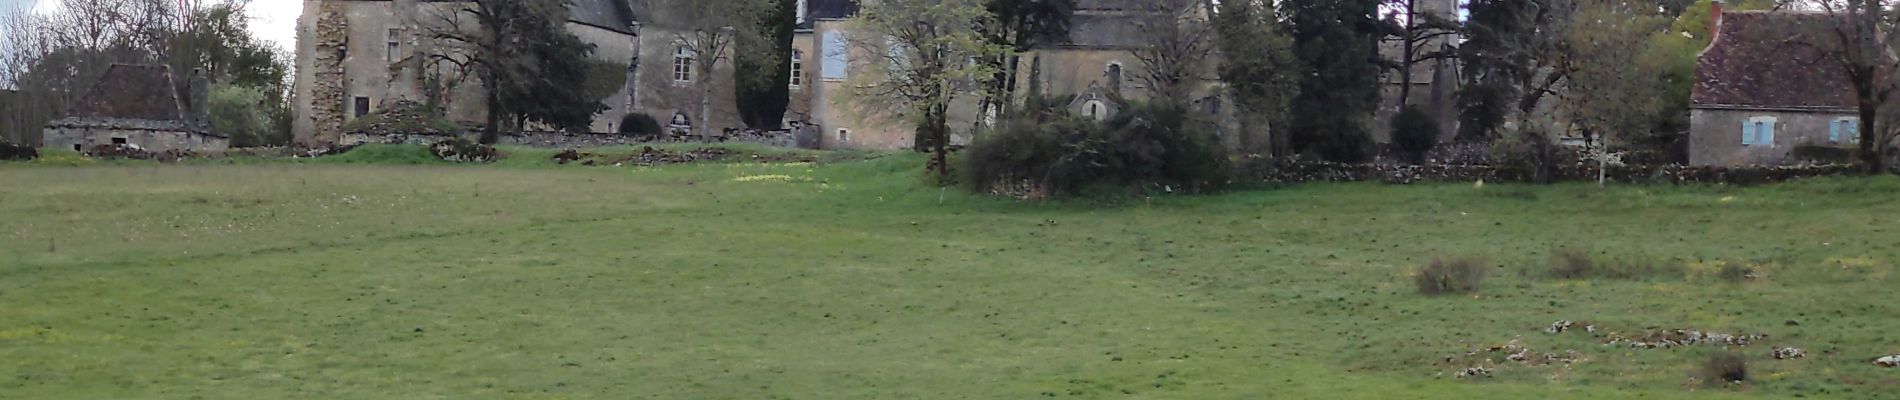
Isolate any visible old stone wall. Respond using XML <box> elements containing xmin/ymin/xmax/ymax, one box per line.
<box><xmin>342</xmin><ymin>129</ymin><xmax>816</xmax><ymax>149</ymax></box>
<box><xmin>43</xmin><ymin>120</ymin><xmax>229</xmax><ymax>153</ymax></box>
<box><xmin>1690</xmin><ymin>107</ymin><xmax>1867</xmax><ymax>166</ymax></box>
<box><xmin>297</xmin><ymin>1</ymin><xmax>351</xmax><ymax>145</ymax></box>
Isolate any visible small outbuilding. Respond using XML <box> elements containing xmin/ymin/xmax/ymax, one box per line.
<box><xmin>1689</xmin><ymin>11</ymin><xmax>1880</xmax><ymax>166</ymax></box>
<box><xmin>42</xmin><ymin>64</ymin><xmax>226</xmax><ymax>153</ymax></box>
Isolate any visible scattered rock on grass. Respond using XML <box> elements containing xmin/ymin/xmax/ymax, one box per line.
<box><xmin>1771</xmin><ymin>347</ymin><xmax>1806</xmax><ymax>360</ymax></box>
<box><xmin>1877</xmin><ymin>355</ymin><xmax>1900</xmax><ymax>368</ymax></box>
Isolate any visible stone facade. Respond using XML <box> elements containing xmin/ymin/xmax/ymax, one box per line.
<box><xmin>1688</xmin><ymin>107</ymin><xmax>1860</xmax><ymax>166</ymax></box>
<box><xmin>44</xmin><ymin>118</ymin><xmax>229</xmax><ymax>153</ymax></box>
<box><xmin>293</xmin><ymin>0</ymin><xmax>699</xmax><ymax>144</ymax></box>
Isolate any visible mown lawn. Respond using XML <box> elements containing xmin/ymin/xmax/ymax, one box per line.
<box><xmin>1</xmin><ymin>148</ymin><xmax>1895</xmax><ymax>399</ymax></box>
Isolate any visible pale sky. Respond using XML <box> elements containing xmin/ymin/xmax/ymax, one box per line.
<box><xmin>18</xmin><ymin>0</ymin><xmax>301</xmax><ymax>55</ymax></box>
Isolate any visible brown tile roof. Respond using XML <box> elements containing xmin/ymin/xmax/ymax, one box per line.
<box><xmin>1693</xmin><ymin>11</ymin><xmax>1865</xmax><ymax>110</ymax></box>
<box><xmin>71</xmin><ymin>64</ymin><xmax>186</xmax><ymax>121</ymax></box>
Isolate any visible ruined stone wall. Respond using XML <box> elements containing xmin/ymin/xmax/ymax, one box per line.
<box><xmin>342</xmin><ymin>130</ymin><xmax>815</xmax><ymax>149</ymax></box>
<box><xmin>299</xmin><ymin>2</ymin><xmax>351</xmax><ymax>145</ymax></box>
<box><xmin>43</xmin><ymin>120</ymin><xmax>230</xmax><ymax>153</ymax></box>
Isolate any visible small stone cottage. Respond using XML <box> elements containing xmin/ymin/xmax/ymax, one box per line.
<box><xmin>1690</xmin><ymin>10</ymin><xmax>1877</xmax><ymax>166</ymax></box>
<box><xmin>42</xmin><ymin>64</ymin><xmax>226</xmax><ymax>153</ymax></box>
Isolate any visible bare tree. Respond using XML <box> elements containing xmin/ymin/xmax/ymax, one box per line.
<box><xmin>1381</xmin><ymin>0</ymin><xmax>1461</xmax><ymax>107</ymax></box>
<box><xmin>1803</xmin><ymin>0</ymin><xmax>1900</xmax><ymax>173</ymax></box>
<box><xmin>426</xmin><ymin>0</ymin><xmax>580</xmax><ymax>143</ymax></box>
<box><xmin>1125</xmin><ymin>0</ymin><xmax>1218</xmax><ymax>106</ymax></box>
<box><xmin>843</xmin><ymin>0</ymin><xmax>1010</xmax><ymax>182</ymax></box>
<box><xmin>0</xmin><ymin>0</ymin><xmax>182</xmax><ymax>145</ymax></box>
<box><xmin>652</xmin><ymin>0</ymin><xmax>771</xmax><ymax>140</ymax></box>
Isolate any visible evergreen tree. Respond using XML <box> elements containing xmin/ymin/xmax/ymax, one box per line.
<box><xmin>1282</xmin><ymin>0</ymin><xmax>1383</xmax><ymax>162</ymax></box>
<box><xmin>735</xmin><ymin>0</ymin><xmax>796</xmax><ymax>129</ymax></box>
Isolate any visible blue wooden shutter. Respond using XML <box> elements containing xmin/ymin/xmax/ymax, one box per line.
<box><xmin>1741</xmin><ymin>121</ymin><xmax>1755</xmax><ymax>145</ymax></box>
<box><xmin>1830</xmin><ymin>120</ymin><xmax>1842</xmax><ymax>142</ymax></box>
<box><xmin>1846</xmin><ymin>120</ymin><xmax>1860</xmax><ymax>143</ymax></box>
<box><xmin>1762</xmin><ymin>121</ymin><xmax>1775</xmax><ymax>145</ymax></box>
<box><xmin>822</xmin><ymin>31</ymin><xmax>848</xmax><ymax>80</ymax></box>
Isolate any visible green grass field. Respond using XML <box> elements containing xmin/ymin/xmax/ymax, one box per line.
<box><xmin>2</xmin><ymin>148</ymin><xmax>1896</xmax><ymax>398</ymax></box>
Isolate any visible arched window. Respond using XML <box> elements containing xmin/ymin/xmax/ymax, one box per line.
<box><xmin>789</xmin><ymin>49</ymin><xmax>804</xmax><ymax>88</ymax></box>
<box><xmin>672</xmin><ymin>46</ymin><xmax>695</xmax><ymax>83</ymax></box>
<box><xmin>1106</xmin><ymin>63</ymin><xmax>1123</xmax><ymax>93</ymax></box>
<box><xmin>1083</xmin><ymin>100</ymin><xmax>1108</xmax><ymax>122</ymax></box>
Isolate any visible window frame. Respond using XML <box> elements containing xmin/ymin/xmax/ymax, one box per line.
<box><xmin>672</xmin><ymin>45</ymin><xmax>696</xmax><ymax>83</ymax></box>
<box><xmin>1742</xmin><ymin>116</ymin><xmax>1776</xmax><ymax>147</ymax></box>
<box><xmin>789</xmin><ymin>49</ymin><xmax>805</xmax><ymax>89</ymax></box>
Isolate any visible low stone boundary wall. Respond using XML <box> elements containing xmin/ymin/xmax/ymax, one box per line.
<box><xmin>1251</xmin><ymin>158</ymin><xmax>1864</xmax><ymax>186</ymax></box>
<box><xmin>342</xmin><ymin>127</ymin><xmax>820</xmax><ymax>149</ymax></box>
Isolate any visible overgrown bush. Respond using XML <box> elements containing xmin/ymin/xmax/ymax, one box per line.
<box><xmin>343</xmin><ymin>100</ymin><xmax>461</xmax><ymax>136</ymax></box>
<box><xmin>0</xmin><ymin>142</ymin><xmax>37</xmax><ymax>161</ymax></box>
<box><xmin>1550</xmin><ymin>247</ymin><xmax>1594</xmax><ymax>279</ymax></box>
<box><xmin>1716</xmin><ymin>261</ymin><xmax>1753</xmax><ymax>283</ymax></box>
<box><xmin>208</xmin><ymin>83</ymin><xmax>287</xmax><ymax>147</ymax></box>
<box><xmin>963</xmin><ymin>103</ymin><xmax>1232</xmax><ymax>198</ymax></box>
<box><xmin>619</xmin><ymin>113</ymin><xmax>663</xmax><ymax>136</ymax></box>
<box><xmin>430</xmin><ymin>139</ymin><xmax>499</xmax><ymax>163</ymax></box>
<box><xmin>1415</xmin><ymin>257</ymin><xmax>1486</xmax><ymax>296</ymax></box>
<box><xmin>1703</xmin><ymin>352</ymin><xmax>1748</xmax><ymax>385</ymax></box>
<box><xmin>1391</xmin><ymin>106</ymin><xmax>1440</xmax><ymax>165</ymax></box>
<box><xmin>1548</xmin><ymin>248</ymin><xmax>1683</xmax><ymax>281</ymax></box>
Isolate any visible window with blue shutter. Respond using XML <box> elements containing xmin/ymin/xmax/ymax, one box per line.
<box><xmin>1835</xmin><ymin>118</ymin><xmax>1860</xmax><ymax>143</ymax></box>
<box><xmin>1744</xmin><ymin>116</ymin><xmax>1776</xmax><ymax>146</ymax></box>
<box><xmin>822</xmin><ymin>31</ymin><xmax>848</xmax><ymax>81</ymax></box>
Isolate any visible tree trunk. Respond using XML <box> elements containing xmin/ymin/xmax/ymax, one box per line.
<box><xmin>700</xmin><ymin>78</ymin><xmax>715</xmax><ymax>143</ymax></box>
<box><xmin>930</xmin><ymin>100</ymin><xmax>950</xmax><ymax>184</ymax></box>
<box><xmin>482</xmin><ymin>70</ymin><xmax>501</xmax><ymax>144</ymax></box>
<box><xmin>1860</xmin><ymin>105</ymin><xmax>1881</xmax><ymax>174</ymax></box>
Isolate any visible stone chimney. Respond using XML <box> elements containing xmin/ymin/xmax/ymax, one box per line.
<box><xmin>1710</xmin><ymin>0</ymin><xmax>1723</xmax><ymax>40</ymax></box>
<box><xmin>189</xmin><ymin>67</ymin><xmax>210</xmax><ymax>123</ymax></box>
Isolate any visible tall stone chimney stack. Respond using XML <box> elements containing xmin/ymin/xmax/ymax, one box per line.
<box><xmin>1710</xmin><ymin>0</ymin><xmax>1724</xmax><ymax>40</ymax></box>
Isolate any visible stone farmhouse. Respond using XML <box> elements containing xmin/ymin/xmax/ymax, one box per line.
<box><xmin>42</xmin><ymin>64</ymin><xmax>227</xmax><ymax>152</ymax></box>
<box><xmin>1690</xmin><ymin>9</ymin><xmax>1894</xmax><ymax>166</ymax></box>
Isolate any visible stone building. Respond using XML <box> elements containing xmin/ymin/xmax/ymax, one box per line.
<box><xmin>792</xmin><ymin>0</ymin><xmax>982</xmax><ymax>150</ymax></box>
<box><xmin>1012</xmin><ymin>0</ymin><xmax>1231</xmax><ymax>130</ymax></box>
<box><xmin>42</xmin><ymin>64</ymin><xmax>227</xmax><ymax>152</ymax></box>
<box><xmin>1689</xmin><ymin>10</ymin><xmax>1884</xmax><ymax>165</ymax></box>
<box><xmin>292</xmin><ymin>0</ymin><xmax>740</xmax><ymax>144</ymax></box>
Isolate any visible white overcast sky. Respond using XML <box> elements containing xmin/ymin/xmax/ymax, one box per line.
<box><xmin>8</xmin><ymin>0</ymin><xmax>300</xmax><ymax>54</ymax></box>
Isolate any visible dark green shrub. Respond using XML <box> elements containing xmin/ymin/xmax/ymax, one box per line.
<box><xmin>1416</xmin><ymin>257</ymin><xmax>1486</xmax><ymax>296</ymax></box>
<box><xmin>963</xmin><ymin>103</ymin><xmax>1232</xmax><ymax>198</ymax></box>
<box><xmin>1704</xmin><ymin>352</ymin><xmax>1748</xmax><ymax>385</ymax></box>
<box><xmin>0</xmin><ymin>142</ymin><xmax>37</xmax><ymax>161</ymax></box>
<box><xmin>1390</xmin><ymin>106</ymin><xmax>1440</xmax><ymax>164</ymax></box>
<box><xmin>1550</xmin><ymin>247</ymin><xmax>1594</xmax><ymax>279</ymax></box>
<box><xmin>1717</xmin><ymin>261</ymin><xmax>1753</xmax><ymax>283</ymax></box>
<box><xmin>619</xmin><ymin>113</ymin><xmax>663</xmax><ymax>136</ymax></box>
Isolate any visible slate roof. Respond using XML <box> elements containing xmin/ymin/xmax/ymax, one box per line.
<box><xmin>1693</xmin><ymin>11</ymin><xmax>1869</xmax><ymax>110</ymax></box>
<box><xmin>71</xmin><ymin>64</ymin><xmax>187</xmax><ymax>121</ymax></box>
<box><xmin>809</xmin><ymin>0</ymin><xmax>859</xmax><ymax>20</ymax></box>
<box><xmin>1061</xmin><ymin>14</ymin><xmax>1144</xmax><ymax>48</ymax></box>
<box><xmin>569</xmin><ymin>0</ymin><xmax>636</xmax><ymax>34</ymax></box>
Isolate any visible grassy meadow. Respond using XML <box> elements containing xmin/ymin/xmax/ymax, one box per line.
<box><xmin>1</xmin><ymin>146</ymin><xmax>1896</xmax><ymax>398</ymax></box>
